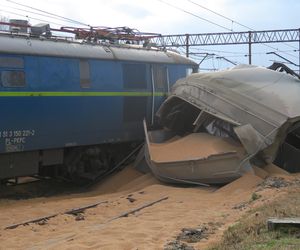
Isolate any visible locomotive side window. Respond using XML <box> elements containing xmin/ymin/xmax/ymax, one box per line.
<box><xmin>153</xmin><ymin>65</ymin><xmax>168</xmax><ymax>90</ymax></box>
<box><xmin>1</xmin><ymin>70</ymin><xmax>26</xmax><ymax>87</ymax></box>
<box><xmin>123</xmin><ymin>64</ymin><xmax>147</xmax><ymax>89</ymax></box>
<box><xmin>0</xmin><ymin>57</ymin><xmax>24</xmax><ymax>68</ymax></box>
<box><xmin>80</xmin><ymin>60</ymin><xmax>91</xmax><ymax>88</ymax></box>
<box><xmin>0</xmin><ymin>56</ymin><xmax>26</xmax><ymax>87</ymax></box>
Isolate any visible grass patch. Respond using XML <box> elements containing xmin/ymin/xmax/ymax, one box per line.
<box><xmin>251</xmin><ymin>192</ymin><xmax>262</xmax><ymax>201</ymax></box>
<box><xmin>209</xmin><ymin>189</ymin><xmax>300</xmax><ymax>250</ymax></box>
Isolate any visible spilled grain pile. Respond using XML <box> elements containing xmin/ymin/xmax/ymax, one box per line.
<box><xmin>149</xmin><ymin>133</ymin><xmax>245</xmax><ymax>162</ymax></box>
<box><xmin>0</xmin><ymin>162</ymin><xmax>296</xmax><ymax>250</ymax></box>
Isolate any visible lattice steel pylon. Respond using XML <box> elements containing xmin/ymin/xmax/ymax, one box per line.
<box><xmin>150</xmin><ymin>28</ymin><xmax>300</xmax><ymax>70</ymax></box>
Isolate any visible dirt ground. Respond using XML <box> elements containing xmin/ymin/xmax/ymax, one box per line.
<box><xmin>0</xmin><ymin>163</ymin><xmax>298</xmax><ymax>250</ymax></box>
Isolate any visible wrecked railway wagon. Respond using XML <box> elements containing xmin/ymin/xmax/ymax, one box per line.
<box><xmin>144</xmin><ymin>65</ymin><xmax>300</xmax><ymax>184</ymax></box>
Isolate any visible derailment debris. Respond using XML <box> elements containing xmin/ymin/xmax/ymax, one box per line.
<box><xmin>143</xmin><ymin>64</ymin><xmax>300</xmax><ymax>185</ymax></box>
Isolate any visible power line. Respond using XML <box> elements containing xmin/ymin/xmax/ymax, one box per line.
<box><xmin>190</xmin><ymin>46</ymin><xmax>298</xmax><ymax>56</ymax></box>
<box><xmin>0</xmin><ymin>9</ymin><xmax>72</xmax><ymax>28</ymax></box>
<box><xmin>190</xmin><ymin>47</ymin><xmax>246</xmax><ymax>55</ymax></box>
<box><xmin>0</xmin><ymin>3</ymin><xmax>83</xmax><ymax>27</ymax></box>
<box><xmin>6</xmin><ymin>0</ymin><xmax>90</xmax><ymax>27</ymax></box>
<box><xmin>187</xmin><ymin>50</ymin><xmax>244</xmax><ymax>66</ymax></box>
<box><xmin>187</xmin><ymin>0</ymin><xmax>251</xmax><ymax>31</ymax></box>
<box><xmin>156</xmin><ymin>0</ymin><xmax>232</xmax><ymax>32</ymax></box>
<box><xmin>0</xmin><ymin>8</ymin><xmax>68</xmax><ymax>27</ymax></box>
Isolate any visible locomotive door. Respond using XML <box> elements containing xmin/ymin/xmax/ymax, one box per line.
<box><xmin>150</xmin><ymin>65</ymin><xmax>169</xmax><ymax>124</ymax></box>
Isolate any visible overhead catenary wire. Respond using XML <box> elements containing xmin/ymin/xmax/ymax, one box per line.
<box><xmin>175</xmin><ymin>44</ymin><xmax>299</xmax><ymax>56</ymax></box>
<box><xmin>2</xmin><ymin>1</ymin><xmax>155</xmax><ymax>42</ymax></box>
<box><xmin>188</xmin><ymin>51</ymin><xmax>243</xmax><ymax>67</ymax></box>
<box><xmin>6</xmin><ymin>0</ymin><xmax>90</xmax><ymax>27</ymax></box>
<box><xmin>157</xmin><ymin>0</ymin><xmax>232</xmax><ymax>32</ymax></box>
<box><xmin>0</xmin><ymin>3</ymin><xmax>86</xmax><ymax>28</ymax></box>
<box><xmin>185</xmin><ymin>46</ymin><xmax>245</xmax><ymax>64</ymax></box>
<box><xmin>187</xmin><ymin>0</ymin><xmax>252</xmax><ymax>31</ymax></box>
<box><xmin>0</xmin><ymin>8</ymin><xmax>68</xmax><ymax>27</ymax></box>
<box><xmin>191</xmin><ymin>47</ymin><xmax>247</xmax><ymax>55</ymax></box>
<box><xmin>189</xmin><ymin>48</ymin><xmax>297</xmax><ymax>58</ymax></box>
<box><xmin>2</xmin><ymin>0</ymin><xmax>299</xmax><ymax>67</ymax></box>
<box><xmin>191</xmin><ymin>47</ymin><xmax>298</xmax><ymax>55</ymax></box>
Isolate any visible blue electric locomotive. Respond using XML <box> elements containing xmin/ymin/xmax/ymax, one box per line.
<box><xmin>0</xmin><ymin>30</ymin><xmax>197</xmax><ymax>181</ymax></box>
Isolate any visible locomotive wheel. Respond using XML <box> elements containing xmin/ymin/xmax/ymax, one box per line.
<box><xmin>63</xmin><ymin>142</ymin><xmax>136</xmax><ymax>184</ymax></box>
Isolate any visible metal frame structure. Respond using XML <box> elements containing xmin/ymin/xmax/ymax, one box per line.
<box><xmin>150</xmin><ymin>28</ymin><xmax>300</xmax><ymax>70</ymax></box>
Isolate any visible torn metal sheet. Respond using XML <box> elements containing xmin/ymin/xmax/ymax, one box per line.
<box><xmin>143</xmin><ymin>120</ymin><xmax>251</xmax><ymax>185</ymax></box>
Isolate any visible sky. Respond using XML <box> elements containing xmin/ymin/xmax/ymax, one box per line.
<box><xmin>0</xmin><ymin>0</ymin><xmax>299</xmax><ymax>71</ymax></box>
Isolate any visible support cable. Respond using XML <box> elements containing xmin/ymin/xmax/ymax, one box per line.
<box><xmin>157</xmin><ymin>0</ymin><xmax>232</xmax><ymax>32</ymax></box>
<box><xmin>6</xmin><ymin>0</ymin><xmax>90</xmax><ymax>27</ymax></box>
<box><xmin>0</xmin><ymin>3</ymin><xmax>84</xmax><ymax>27</ymax></box>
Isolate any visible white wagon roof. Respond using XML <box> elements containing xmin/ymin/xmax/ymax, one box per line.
<box><xmin>0</xmin><ymin>34</ymin><xmax>197</xmax><ymax>65</ymax></box>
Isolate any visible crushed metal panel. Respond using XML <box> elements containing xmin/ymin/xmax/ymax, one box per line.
<box><xmin>166</xmin><ymin>65</ymin><xmax>300</xmax><ymax>153</ymax></box>
<box><xmin>147</xmin><ymin>65</ymin><xmax>300</xmax><ymax>184</ymax></box>
<box><xmin>154</xmin><ymin>65</ymin><xmax>300</xmax><ymax>169</ymax></box>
